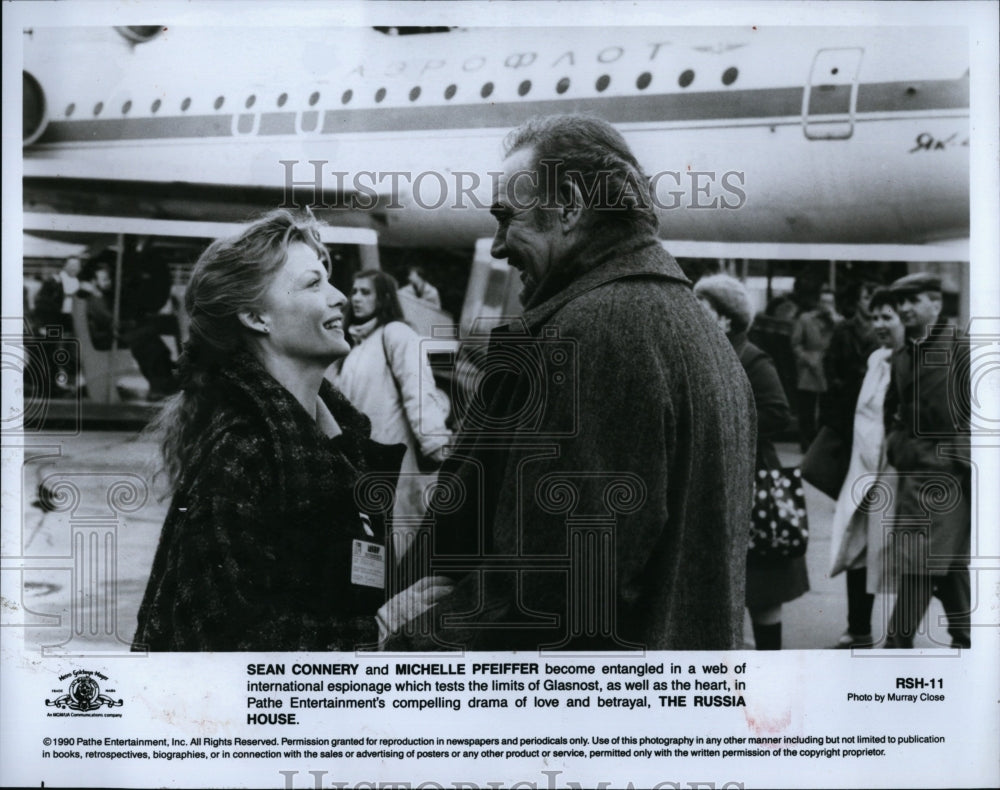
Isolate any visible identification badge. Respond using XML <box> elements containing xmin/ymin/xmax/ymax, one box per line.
<box><xmin>350</xmin><ymin>539</ymin><xmax>385</xmax><ymax>589</ymax></box>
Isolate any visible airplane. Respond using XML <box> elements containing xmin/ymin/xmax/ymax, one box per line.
<box><xmin>22</xmin><ymin>24</ymin><xmax>970</xmax><ymax>256</ymax></box>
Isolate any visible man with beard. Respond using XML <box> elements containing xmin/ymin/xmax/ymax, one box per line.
<box><xmin>383</xmin><ymin>114</ymin><xmax>756</xmax><ymax>651</ymax></box>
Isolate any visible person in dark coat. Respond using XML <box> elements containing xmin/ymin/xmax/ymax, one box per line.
<box><xmin>883</xmin><ymin>273</ymin><xmax>971</xmax><ymax>648</ymax></box>
<box><xmin>77</xmin><ymin>261</ymin><xmax>116</xmax><ymax>350</ymax></box>
<box><xmin>118</xmin><ymin>240</ymin><xmax>179</xmax><ymax>398</ymax></box>
<box><xmin>695</xmin><ymin>274</ymin><xmax>808</xmax><ymax>650</ymax></box>
<box><xmin>791</xmin><ymin>287</ymin><xmax>840</xmax><ymax>451</ymax></box>
<box><xmin>819</xmin><ymin>280</ymin><xmax>880</xmax><ymax>455</ymax></box>
<box><xmin>384</xmin><ymin>114</ymin><xmax>756</xmax><ymax>651</ymax></box>
<box><xmin>133</xmin><ymin>210</ymin><xmax>403</xmax><ymax>651</ymax></box>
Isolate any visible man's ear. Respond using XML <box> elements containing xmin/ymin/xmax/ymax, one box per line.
<box><xmin>556</xmin><ymin>176</ymin><xmax>585</xmax><ymax>232</ymax></box>
<box><xmin>237</xmin><ymin>310</ymin><xmax>270</xmax><ymax>335</ymax></box>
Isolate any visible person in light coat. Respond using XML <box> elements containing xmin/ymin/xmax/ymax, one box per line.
<box><xmin>332</xmin><ymin>270</ymin><xmax>450</xmax><ymax>560</ymax></box>
<box><xmin>828</xmin><ymin>288</ymin><xmax>905</xmax><ymax>648</ymax></box>
<box><xmin>398</xmin><ymin>265</ymin><xmax>442</xmax><ymax>310</ymax></box>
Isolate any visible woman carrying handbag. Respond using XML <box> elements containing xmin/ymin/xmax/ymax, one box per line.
<box><xmin>695</xmin><ymin>274</ymin><xmax>809</xmax><ymax>650</ymax></box>
<box><xmin>331</xmin><ymin>270</ymin><xmax>451</xmax><ymax>560</ymax></box>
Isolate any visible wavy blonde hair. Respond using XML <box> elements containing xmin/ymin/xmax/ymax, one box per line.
<box><xmin>148</xmin><ymin>209</ymin><xmax>330</xmax><ymax>490</ymax></box>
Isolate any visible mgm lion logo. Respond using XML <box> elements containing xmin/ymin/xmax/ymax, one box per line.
<box><xmin>46</xmin><ymin>671</ymin><xmax>123</xmax><ymax>712</ymax></box>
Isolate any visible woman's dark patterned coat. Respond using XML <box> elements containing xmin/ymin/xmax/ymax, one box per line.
<box><xmin>133</xmin><ymin>353</ymin><xmax>403</xmax><ymax>651</ymax></box>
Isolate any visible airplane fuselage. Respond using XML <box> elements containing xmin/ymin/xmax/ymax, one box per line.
<box><xmin>23</xmin><ymin>26</ymin><xmax>969</xmax><ymax>247</ymax></box>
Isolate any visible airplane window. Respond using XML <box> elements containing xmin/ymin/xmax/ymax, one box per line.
<box><xmin>151</xmin><ymin>99</ymin><xmax>161</xmax><ymax>113</ymax></box>
<box><xmin>309</xmin><ymin>91</ymin><xmax>320</xmax><ymax>106</ymax></box>
<box><xmin>409</xmin><ymin>86</ymin><xmax>421</xmax><ymax>101</ymax></box>
<box><xmin>122</xmin><ymin>100</ymin><xmax>132</xmax><ymax>114</ymax></box>
<box><xmin>518</xmin><ymin>80</ymin><xmax>531</xmax><ymax>97</ymax></box>
<box><xmin>375</xmin><ymin>87</ymin><xmax>387</xmax><ymax>103</ymax></box>
<box><xmin>65</xmin><ymin>103</ymin><xmax>75</xmax><ymax>117</ymax></box>
<box><xmin>637</xmin><ymin>72</ymin><xmax>652</xmax><ymax>90</ymax></box>
<box><xmin>596</xmin><ymin>74</ymin><xmax>611</xmax><ymax>92</ymax></box>
<box><xmin>181</xmin><ymin>97</ymin><xmax>191</xmax><ymax>111</ymax></box>
<box><xmin>214</xmin><ymin>96</ymin><xmax>225</xmax><ymax>110</ymax></box>
<box><xmin>481</xmin><ymin>82</ymin><xmax>494</xmax><ymax>99</ymax></box>
<box><xmin>278</xmin><ymin>93</ymin><xmax>288</xmax><ymax>107</ymax></box>
<box><xmin>444</xmin><ymin>84</ymin><xmax>457</xmax><ymax>100</ymax></box>
<box><xmin>556</xmin><ymin>77</ymin><xmax>570</xmax><ymax>94</ymax></box>
<box><xmin>678</xmin><ymin>69</ymin><xmax>695</xmax><ymax>88</ymax></box>
<box><xmin>93</xmin><ymin>102</ymin><xmax>104</xmax><ymax>116</ymax></box>
<box><xmin>722</xmin><ymin>67</ymin><xmax>738</xmax><ymax>85</ymax></box>
<box><xmin>246</xmin><ymin>95</ymin><xmax>256</xmax><ymax>109</ymax></box>
<box><xmin>341</xmin><ymin>90</ymin><xmax>353</xmax><ymax>105</ymax></box>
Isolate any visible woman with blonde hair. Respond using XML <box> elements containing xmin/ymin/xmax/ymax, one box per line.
<box><xmin>134</xmin><ymin>210</ymin><xmax>403</xmax><ymax>651</ymax></box>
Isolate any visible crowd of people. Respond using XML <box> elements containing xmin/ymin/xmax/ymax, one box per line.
<box><xmin>790</xmin><ymin>272</ymin><xmax>970</xmax><ymax>649</ymax></box>
<box><xmin>124</xmin><ymin>113</ymin><xmax>969</xmax><ymax>653</ymax></box>
<box><xmin>27</xmin><ymin>244</ymin><xmax>181</xmax><ymax>400</ymax></box>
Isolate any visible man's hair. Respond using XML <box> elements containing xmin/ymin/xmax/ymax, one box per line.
<box><xmin>867</xmin><ymin>287</ymin><xmax>897</xmax><ymax>313</ymax></box>
<box><xmin>503</xmin><ymin>114</ymin><xmax>659</xmax><ymax>235</ymax></box>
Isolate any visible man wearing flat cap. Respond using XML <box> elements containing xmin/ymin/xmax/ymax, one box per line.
<box><xmin>883</xmin><ymin>272</ymin><xmax>971</xmax><ymax>648</ymax></box>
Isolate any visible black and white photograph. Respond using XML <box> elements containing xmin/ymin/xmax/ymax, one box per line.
<box><xmin>3</xmin><ymin>1</ymin><xmax>998</xmax><ymax>788</ymax></box>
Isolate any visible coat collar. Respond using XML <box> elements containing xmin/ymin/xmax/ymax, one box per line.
<box><xmin>517</xmin><ymin>231</ymin><xmax>690</xmax><ymax>331</ymax></box>
<box><xmin>849</xmin><ymin>312</ymin><xmax>872</xmax><ymax>331</ymax></box>
<box><xmin>211</xmin><ymin>351</ymin><xmax>371</xmax><ymax>463</ymax></box>
<box><xmin>348</xmin><ymin>317</ymin><xmax>380</xmax><ymax>344</ymax></box>
<box><xmin>907</xmin><ymin>320</ymin><xmax>954</xmax><ymax>344</ymax></box>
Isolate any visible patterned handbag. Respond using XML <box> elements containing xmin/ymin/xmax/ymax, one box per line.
<box><xmin>748</xmin><ymin>467</ymin><xmax>809</xmax><ymax>560</ymax></box>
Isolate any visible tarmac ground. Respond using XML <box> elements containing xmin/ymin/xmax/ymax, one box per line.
<box><xmin>5</xmin><ymin>429</ymin><xmax>952</xmax><ymax>655</ymax></box>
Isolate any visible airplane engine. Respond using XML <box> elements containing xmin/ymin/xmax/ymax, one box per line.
<box><xmin>22</xmin><ymin>70</ymin><xmax>46</xmax><ymax>146</ymax></box>
<box><xmin>113</xmin><ymin>26</ymin><xmax>164</xmax><ymax>45</ymax></box>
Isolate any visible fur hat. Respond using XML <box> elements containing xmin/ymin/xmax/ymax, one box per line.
<box><xmin>693</xmin><ymin>274</ymin><xmax>753</xmax><ymax>333</ymax></box>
